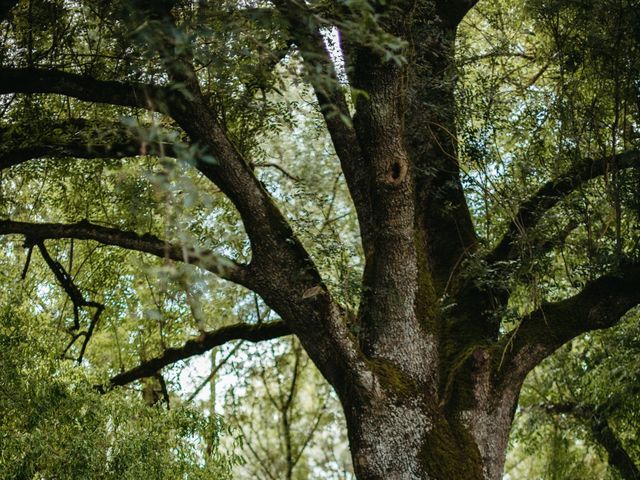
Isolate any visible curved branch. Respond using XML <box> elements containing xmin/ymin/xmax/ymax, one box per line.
<box><xmin>108</xmin><ymin>320</ymin><xmax>291</xmax><ymax>388</ymax></box>
<box><xmin>488</xmin><ymin>150</ymin><xmax>640</xmax><ymax>265</ymax></box>
<box><xmin>497</xmin><ymin>262</ymin><xmax>640</xmax><ymax>385</ymax></box>
<box><xmin>0</xmin><ymin>67</ymin><xmax>175</xmax><ymax>112</ymax></box>
<box><xmin>436</xmin><ymin>0</ymin><xmax>479</xmax><ymax>28</ymax></box>
<box><xmin>0</xmin><ymin>219</ymin><xmax>248</xmax><ymax>286</ymax></box>
<box><xmin>0</xmin><ymin>120</ymin><xmax>179</xmax><ymax>171</ymax></box>
<box><xmin>161</xmin><ymin>73</ymin><xmax>363</xmax><ymax>392</ymax></box>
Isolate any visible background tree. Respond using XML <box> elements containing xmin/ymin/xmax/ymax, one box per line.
<box><xmin>506</xmin><ymin>312</ymin><xmax>640</xmax><ymax>480</ymax></box>
<box><xmin>220</xmin><ymin>337</ymin><xmax>353</xmax><ymax>480</ymax></box>
<box><xmin>0</xmin><ymin>0</ymin><xmax>639</xmax><ymax>479</ymax></box>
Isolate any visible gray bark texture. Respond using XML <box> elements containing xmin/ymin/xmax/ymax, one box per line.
<box><xmin>1</xmin><ymin>1</ymin><xmax>640</xmax><ymax>479</ymax></box>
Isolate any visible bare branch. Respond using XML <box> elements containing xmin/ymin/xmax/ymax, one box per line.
<box><xmin>32</xmin><ymin>240</ymin><xmax>104</xmax><ymax>363</ymax></box>
<box><xmin>0</xmin><ymin>219</ymin><xmax>248</xmax><ymax>286</ymax></box>
<box><xmin>186</xmin><ymin>340</ymin><xmax>245</xmax><ymax>403</ymax></box>
<box><xmin>252</xmin><ymin>161</ymin><xmax>301</xmax><ymax>182</ymax></box>
<box><xmin>488</xmin><ymin>150</ymin><xmax>640</xmax><ymax>265</ymax></box>
<box><xmin>108</xmin><ymin>321</ymin><xmax>291</xmax><ymax>388</ymax></box>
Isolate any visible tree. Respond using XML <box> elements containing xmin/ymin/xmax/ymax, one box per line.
<box><xmin>0</xmin><ymin>287</ymin><xmax>239</xmax><ymax>478</ymax></box>
<box><xmin>0</xmin><ymin>0</ymin><xmax>638</xmax><ymax>478</ymax></box>
<box><xmin>222</xmin><ymin>337</ymin><xmax>353</xmax><ymax>479</ymax></box>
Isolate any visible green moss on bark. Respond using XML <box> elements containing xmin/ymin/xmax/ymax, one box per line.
<box><xmin>420</xmin><ymin>413</ymin><xmax>485</xmax><ymax>480</ymax></box>
<box><xmin>364</xmin><ymin>357</ymin><xmax>418</xmax><ymax>397</ymax></box>
<box><xmin>414</xmin><ymin>227</ymin><xmax>441</xmax><ymax>333</ymax></box>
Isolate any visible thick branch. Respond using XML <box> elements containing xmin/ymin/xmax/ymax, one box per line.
<box><xmin>0</xmin><ymin>119</ymin><xmax>178</xmax><ymax>171</ymax></box>
<box><xmin>497</xmin><ymin>262</ymin><xmax>640</xmax><ymax>384</ymax></box>
<box><xmin>0</xmin><ymin>67</ymin><xmax>174</xmax><ymax>111</ymax></box>
<box><xmin>591</xmin><ymin>415</ymin><xmax>640</xmax><ymax>480</ymax></box>
<box><xmin>108</xmin><ymin>321</ymin><xmax>291</xmax><ymax>388</ymax></box>
<box><xmin>0</xmin><ymin>143</ymin><xmax>106</xmax><ymax>169</ymax></box>
<box><xmin>0</xmin><ymin>141</ymin><xmax>152</xmax><ymax>171</ymax></box>
<box><xmin>154</xmin><ymin>65</ymin><xmax>364</xmax><ymax>394</ymax></box>
<box><xmin>0</xmin><ymin>219</ymin><xmax>248</xmax><ymax>286</ymax></box>
<box><xmin>436</xmin><ymin>0</ymin><xmax>479</xmax><ymax>27</ymax></box>
<box><xmin>489</xmin><ymin>150</ymin><xmax>640</xmax><ymax>265</ymax></box>
<box><xmin>404</xmin><ymin>9</ymin><xmax>480</xmax><ymax>297</ymax></box>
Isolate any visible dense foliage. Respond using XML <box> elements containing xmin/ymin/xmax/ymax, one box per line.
<box><xmin>0</xmin><ymin>0</ymin><xmax>638</xmax><ymax>478</ymax></box>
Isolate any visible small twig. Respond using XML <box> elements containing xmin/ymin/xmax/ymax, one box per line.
<box><xmin>77</xmin><ymin>302</ymin><xmax>105</xmax><ymax>363</ymax></box>
<box><xmin>62</xmin><ymin>331</ymin><xmax>86</xmax><ymax>357</ymax></box>
<box><xmin>253</xmin><ymin>161</ymin><xmax>301</xmax><ymax>182</ymax></box>
<box><xmin>20</xmin><ymin>241</ymin><xmax>34</xmax><ymax>279</ymax></box>
<box><xmin>34</xmin><ymin>240</ymin><xmax>105</xmax><ymax>362</ymax></box>
<box><xmin>156</xmin><ymin>373</ymin><xmax>170</xmax><ymax>407</ymax></box>
<box><xmin>187</xmin><ymin>340</ymin><xmax>245</xmax><ymax>403</ymax></box>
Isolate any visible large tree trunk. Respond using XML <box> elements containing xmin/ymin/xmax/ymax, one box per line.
<box><xmin>1</xmin><ymin>1</ymin><xmax>639</xmax><ymax>479</ymax></box>
<box><xmin>335</xmin><ymin>339</ymin><xmax>523</xmax><ymax>480</ymax></box>
<box><xmin>329</xmin><ymin>8</ymin><xmax>522</xmax><ymax>479</ymax></box>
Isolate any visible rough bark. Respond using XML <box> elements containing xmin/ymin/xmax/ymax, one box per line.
<box><xmin>339</xmin><ymin>348</ymin><xmax>522</xmax><ymax>480</ymax></box>
<box><xmin>1</xmin><ymin>1</ymin><xmax>639</xmax><ymax>479</ymax></box>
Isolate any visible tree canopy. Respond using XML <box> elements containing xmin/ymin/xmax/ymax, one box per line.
<box><xmin>0</xmin><ymin>0</ymin><xmax>639</xmax><ymax>479</ymax></box>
